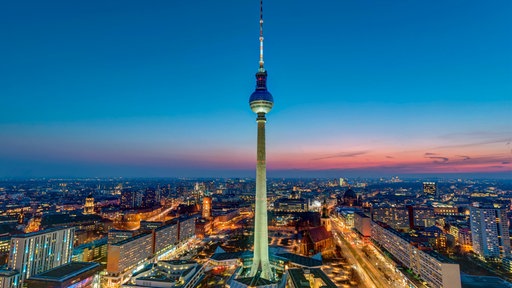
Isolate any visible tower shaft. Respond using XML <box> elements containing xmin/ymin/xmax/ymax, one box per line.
<box><xmin>250</xmin><ymin>112</ymin><xmax>272</xmax><ymax>279</ymax></box>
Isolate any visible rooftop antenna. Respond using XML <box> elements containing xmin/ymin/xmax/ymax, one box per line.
<box><xmin>259</xmin><ymin>0</ymin><xmax>265</xmax><ymax>71</ymax></box>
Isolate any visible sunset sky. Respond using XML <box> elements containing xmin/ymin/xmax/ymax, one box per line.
<box><xmin>1</xmin><ymin>0</ymin><xmax>511</xmax><ymax>178</ymax></box>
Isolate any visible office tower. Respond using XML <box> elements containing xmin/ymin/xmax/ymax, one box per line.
<box><xmin>83</xmin><ymin>194</ymin><xmax>95</xmax><ymax>214</ymax></box>
<box><xmin>423</xmin><ymin>182</ymin><xmax>437</xmax><ymax>197</ymax></box>
<box><xmin>470</xmin><ymin>203</ymin><xmax>511</xmax><ymax>259</ymax></box>
<box><xmin>249</xmin><ymin>0</ymin><xmax>274</xmax><ymax>280</ymax></box>
<box><xmin>8</xmin><ymin>227</ymin><xmax>75</xmax><ymax>285</ymax></box>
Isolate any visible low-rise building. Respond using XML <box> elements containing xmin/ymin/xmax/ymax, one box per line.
<box><xmin>0</xmin><ymin>269</ymin><xmax>19</xmax><ymax>288</ymax></box>
<box><xmin>72</xmin><ymin>237</ymin><xmax>108</xmax><ymax>262</ymax></box>
<box><xmin>24</xmin><ymin>262</ymin><xmax>101</xmax><ymax>288</ymax></box>
<box><xmin>123</xmin><ymin>260</ymin><xmax>203</xmax><ymax>288</ymax></box>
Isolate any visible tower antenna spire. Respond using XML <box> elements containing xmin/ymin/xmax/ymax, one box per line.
<box><xmin>259</xmin><ymin>0</ymin><xmax>264</xmax><ymax>71</ymax></box>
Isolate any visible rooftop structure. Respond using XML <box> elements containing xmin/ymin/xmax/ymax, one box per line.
<box><xmin>286</xmin><ymin>268</ymin><xmax>337</xmax><ymax>288</ymax></box>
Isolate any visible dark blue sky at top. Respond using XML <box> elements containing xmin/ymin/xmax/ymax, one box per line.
<box><xmin>0</xmin><ymin>0</ymin><xmax>511</xmax><ymax>178</ymax></box>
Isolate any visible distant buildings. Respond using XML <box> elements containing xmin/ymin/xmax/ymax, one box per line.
<box><xmin>202</xmin><ymin>196</ymin><xmax>212</xmax><ymax>220</ymax></box>
<box><xmin>371</xmin><ymin>205</ymin><xmax>436</xmax><ymax>231</ymax></box>
<box><xmin>83</xmin><ymin>194</ymin><xmax>95</xmax><ymax>214</ymax></box>
<box><xmin>340</xmin><ymin>188</ymin><xmax>359</xmax><ymax>207</ymax></box>
<box><xmin>408</xmin><ymin>206</ymin><xmax>436</xmax><ymax>229</ymax></box>
<box><xmin>372</xmin><ymin>205</ymin><xmax>409</xmax><ymax>231</ymax></box>
<box><xmin>470</xmin><ymin>203</ymin><xmax>511</xmax><ymax>259</ymax></box>
<box><xmin>274</xmin><ymin>197</ymin><xmax>308</xmax><ymax>212</ymax></box>
<box><xmin>423</xmin><ymin>182</ymin><xmax>438</xmax><ymax>198</ymax></box>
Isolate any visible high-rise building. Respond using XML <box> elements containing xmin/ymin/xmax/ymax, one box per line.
<box><xmin>8</xmin><ymin>227</ymin><xmax>75</xmax><ymax>286</ymax></box>
<box><xmin>249</xmin><ymin>0</ymin><xmax>274</xmax><ymax>280</ymax></box>
<box><xmin>178</xmin><ymin>216</ymin><xmax>196</xmax><ymax>243</ymax></box>
<box><xmin>83</xmin><ymin>194</ymin><xmax>95</xmax><ymax>214</ymax></box>
<box><xmin>423</xmin><ymin>182</ymin><xmax>437</xmax><ymax>198</ymax></box>
<box><xmin>153</xmin><ymin>220</ymin><xmax>179</xmax><ymax>255</ymax></box>
<box><xmin>105</xmin><ymin>232</ymin><xmax>153</xmax><ymax>286</ymax></box>
<box><xmin>470</xmin><ymin>203</ymin><xmax>511</xmax><ymax>259</ymax></box>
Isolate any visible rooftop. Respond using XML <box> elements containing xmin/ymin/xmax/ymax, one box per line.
<box><xmin>288</xmin><ymin>268</ymin><xmax>337</xmax><ymax>288</ymax></box>
<box><xmin>113</xmin><ymin>231</ymin><xmax>152</xmax><ymax>246</ymax></box>
<box><xmin>210</xmin><ymin>251</ymin><xmax>247</xmax><ymax>261</ymax></box>
<box><xmin>276</xmin><ymin>253</ymin><xmax>322</xmax><ymax>268</ymax></box>
<box><xmin>0</xmin><ymin>269</ymin><xmax>18</xmax><ymax>277</ymax></box>
<box><xmin>11</xmin><ymin>227</ymin><xmax>73</xmax><ymax>239</ymax></box>
<box><xmin>28</xmin><ymin>262</ymin><xmax>100</xmax><ymax>282</ymax></box>
<box><xmin>305</xmin><ymin>226</ymin><xmax>332</xmax><ymax>243</ymax></box>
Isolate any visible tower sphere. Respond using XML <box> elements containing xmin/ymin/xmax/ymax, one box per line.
<box><xmin>249</xmin><ymin>70</ymin><xmax>274</xmax><ymax>114</ymax></box>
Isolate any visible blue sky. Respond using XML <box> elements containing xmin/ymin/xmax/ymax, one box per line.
<box><xmin>0</xmin><ymin>0</ymin><xmax>511</xmax><ymax>178</ymax></box>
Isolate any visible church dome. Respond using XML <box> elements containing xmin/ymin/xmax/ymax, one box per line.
<box><xmin>343</xmin><ymin>189</ymin><xmax>356</xmax><ymax>200</ymax></box>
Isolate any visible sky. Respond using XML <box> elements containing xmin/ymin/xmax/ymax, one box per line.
<box><xmin>0</xmin><ymin>0</ymin><xmax>511</xmax><ymax>178</ymax></box>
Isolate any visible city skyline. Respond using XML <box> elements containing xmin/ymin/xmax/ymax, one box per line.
<box><xmin>1</xmin><ymin>0</ymin><xmax>511</xmax><ymax>178</ymax></box>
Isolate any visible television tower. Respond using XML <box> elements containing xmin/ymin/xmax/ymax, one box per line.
<box><xmin>249</xmin><ymin>0</ymin><xmax>274</xmax><ymax>280</ymax></box>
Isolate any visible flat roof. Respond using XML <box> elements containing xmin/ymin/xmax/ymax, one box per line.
<box><xmin>112</xmin><ymin>232</ymin><xmax>152</xmax><ymax>246</ymax></box>
<box><xmin>461</xmin><ymin>275</ymin><xmax>512</xmax><ymax>288</ymax></box>
<box><xmin>28</xmin><ymin>262</ymin><xmax>100</xmax><ymax>282</ymax></box>
<box><xmin>11</xmin><ymin>227</ymin><xmax>73</xmax><ymax>239</ymax></box>
<box><xmin>287</xmin><ymin>268</ymin><xmax>338</xmax><ymax>288</ymax></box>
<box><xmin>161</xmin><ymin>259</ymin><xmax>196</xmax><ymax>265</ymax></box>
<box><xmin>234</xmin><ymin>275</ymin><xmax>274</xmax><ymax>286</ymax></box>
<box><xmin>0</xmin><ymin>269</ymin><xmax>19</xmax><ymax>277</ymax></box>
<box><xmin>276</xmin><ymin>253</ymin><xmax>322</xmax><ymax>268</ymax></box>
<box><xmin>210</xmin><ymin>251</ymin><xmax>246</xmax><ymax>261</ymax></box>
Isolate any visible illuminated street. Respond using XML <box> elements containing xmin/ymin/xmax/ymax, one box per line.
<box><xmin>331</xmin><ymin>216</ymin><xmax>409</xmax><ymax>288</ymax></box>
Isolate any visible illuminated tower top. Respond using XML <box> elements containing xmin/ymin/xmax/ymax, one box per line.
<box><xmin>249</xmin><ymin>0</ymin><xmax>273</xmax><ymax>114</ymax></box>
